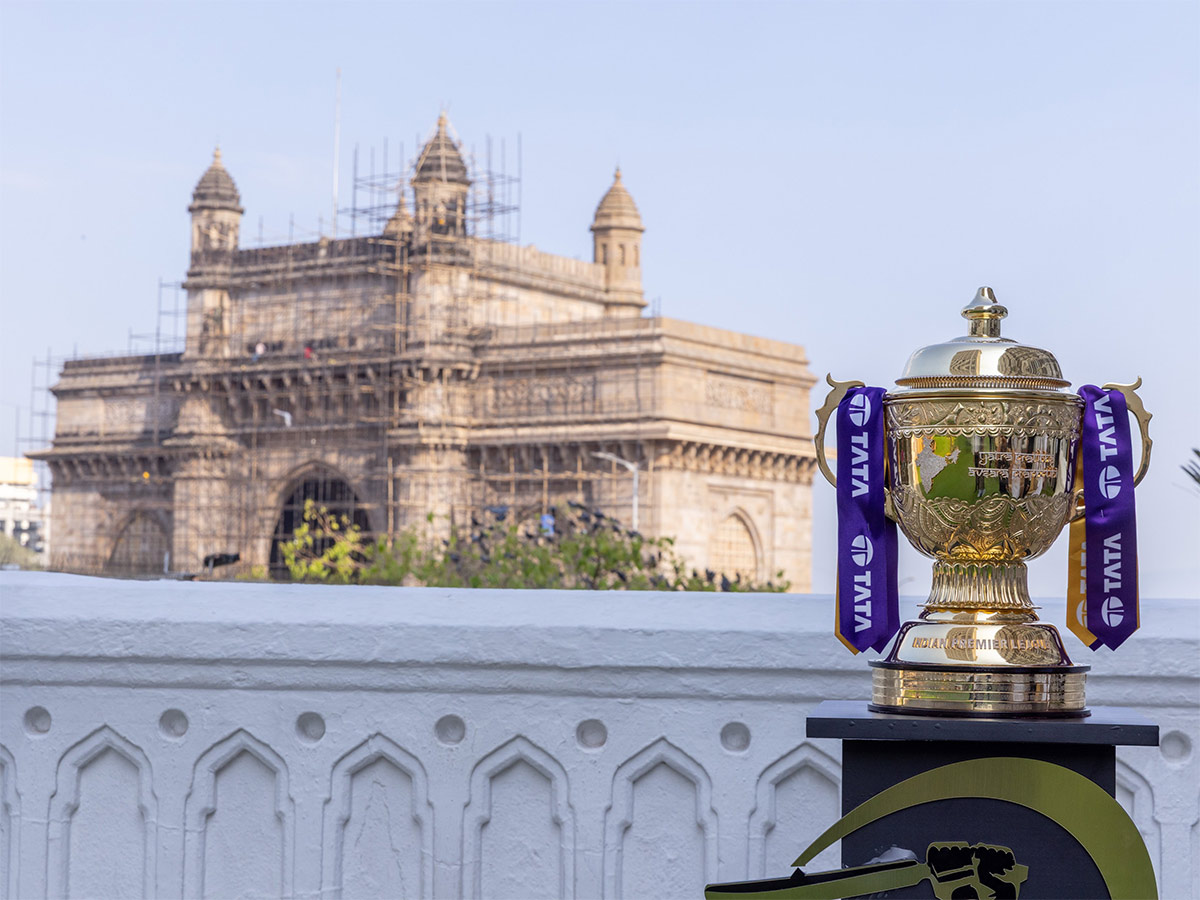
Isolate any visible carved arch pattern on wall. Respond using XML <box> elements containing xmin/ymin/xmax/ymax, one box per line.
<box><xmin>602</xmin><ymin>737</ymin><xmax>718</xmax><ymax>898</ymax></box>
<box><xmin>321</xmin><ymin>734</ymin><xmax>434</xmax><ymax>899</ymax></box>
<box><xmin>0</xmin><ymin>745</ymin><xmax>19</xmax><ymax>900</ymax></box>
<box><xmin>268</xmin><ymin>460</ymin><xmax>372</xmax><ymax>578</ymax></box>
<box><xmin>710</xmin><ymin>506</ymin><xmax>765</xmax><ymax>583</ymax></box>
<box><xmin>1116</xmin><ymin>759</ymin><xmax>1161</xmax><ymax>886</ymax></box>
<box><xmin>182</xmin><ymin>729</ymin><xmax>294</xmax><ymax>900</ymax></box>
<box><xmin>462</xmin><ymin>735</ymin><xmax>576</xmax><ymax>900</ymax></box>
<box><xmin>269</xmin><ymin>459</ymin><xmax>368</xmax><ymax>515</ymax></box>
<box><xmin>105</xmin><ymin>510</ymin><xmax>171</xmax><ymax>577</ymax></box>
<box><xmin>45</xmin><ymin>726</ymin><xmax>158</xmax><ymax>900</ymax></box>
<box><xmin>747</xmin><ymin>742</ymin><xmax>842</xmax><ymax>877</ymax></box>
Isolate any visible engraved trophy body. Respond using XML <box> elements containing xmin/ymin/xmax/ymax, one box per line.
<box><xmin>814</xmin><ymin>288</ymin><xmax>1151</xmax><ymax>716</ymax></box>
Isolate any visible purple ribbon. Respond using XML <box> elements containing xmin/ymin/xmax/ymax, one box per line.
<box><xmin>835</xmin><ymin>386</ymin><xmax>899</xmax><ymax>654</ymax></box>
<box><xmin>1079</xmin><ymin>385</ymin><xmax>1139</xmax><ymax>650</ymax></box>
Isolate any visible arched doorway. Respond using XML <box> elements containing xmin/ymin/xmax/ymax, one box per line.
<box><xmin>269</xmin><ymin>472</ymin><xmax>370</xmax><ymax>579</ymax></box>
<box><xmin>708</xmin><ymin>511</ymin><xmax>761</xmax><ymax>583</ymax></box>
<box><xmin>106</xmin><ymin>511</ymin><xmax>170</xmax><ymax>577</ymax></box>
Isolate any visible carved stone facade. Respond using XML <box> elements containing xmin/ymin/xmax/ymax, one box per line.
<box><xmin>35</xmin><ymin>116</ymin><xmax>817</xmax><ymax>584</ymax></box>
<box><xmin>4</xmin><ymin>576</ymin><xmax>1196</xmax><ymax>898</ymax></box>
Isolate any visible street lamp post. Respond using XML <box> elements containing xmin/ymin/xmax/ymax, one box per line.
<box><xmin>592</xmin><ymin>451</ymin><xmax>639</xmax><ymax>532</ymax></box>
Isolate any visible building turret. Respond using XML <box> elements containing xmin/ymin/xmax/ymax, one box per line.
<box><xmin>383</xmin><ymin>190</ymin><xmax>414</xmax><ymax>239</ymax></box>
<box><xmin>185</xmin><ymin>147</ymin><xmax>242</xmax><ymax>358</ymax></box>
<box><xmin>188</xmin><ymin>147</ymin><xmax>243</xmax><ymax>255</ymax></box>
<box><xmin>411</xmin><ymin>113</ymin><xmax>470</xmax><ymax>240</ymax></box>
<box><xmin>590</xmin><ymin>168</ymin><xmax>644</xmax><ymax>310</ymax></box>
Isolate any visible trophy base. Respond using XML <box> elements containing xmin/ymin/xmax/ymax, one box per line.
<box><xmin>868</xmin><ymin>619</ymin><xmax>1089</xmax><ymax>717</ymax></box>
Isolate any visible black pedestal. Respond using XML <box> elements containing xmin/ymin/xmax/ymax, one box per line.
<box><xmin>806</xmin><ymin>701</ymin><xmax>1159</xmax><ymax>899</ymax></box>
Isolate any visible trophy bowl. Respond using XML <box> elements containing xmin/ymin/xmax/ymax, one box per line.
<box><xmin>814</xmin><ymin>288</ymin><xmax>1151</xmax><ymax>716</ymax></box>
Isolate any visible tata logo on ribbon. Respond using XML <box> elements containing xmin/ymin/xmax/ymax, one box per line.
<box><xmin>1093</xmin><ymin>392</ymin><xmax>1120</xmax><ymax>461</ymax></box>
<box><xmin>1099</xmin><ymin>465</ymin><xmax>1122</xmax><ymax>500</ymax></box>
<box><xmin>1104</xmin><ymin>595</ymin><xmax>1123</xmax><ymax>628</ymax></box>
<box><xmin>1102</xmin><ymin>596</ymin><xmax>1124</xmax><ymax>628</ymax></box>
<box><xmin>851</xmin><ymin>534</ymin><xmax>876</xmax><ymax>633</ymax></box>
<box><xmin>851</xmin><ymin>534</ymin><xmax>874</xmax><ymax>567</ymax></box>
<box><xmin>848</xmin><ymin>393</ymin><xmax>872</xmax><ymax>427</ymax></box>
<box><xmin>850</xmin><ymin>433</ymin><xmax>871</xmax><ymax>498</ymax></box>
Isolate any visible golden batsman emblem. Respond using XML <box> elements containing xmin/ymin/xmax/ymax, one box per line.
<box><xmin>814</xmin><ymin>288</ymin><xmax>1152</xmax><ymax>716</ymax></box>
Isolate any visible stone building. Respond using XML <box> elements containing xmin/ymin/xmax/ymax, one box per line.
<box><xmin>34</xmin><ymin>115</ymin><xmax>817</xmax><ymax>584</ymax></box>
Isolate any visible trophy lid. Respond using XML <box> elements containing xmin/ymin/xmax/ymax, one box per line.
<box><xmin>895</xmin><ymin>287</ymin><xmax>1070</xmax><ymax>391</ymax></box>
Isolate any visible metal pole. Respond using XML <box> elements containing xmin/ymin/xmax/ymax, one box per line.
<box><xmin>592</xmin><ymin>451</ymin><xmax>638</xmax><ymax>532</ymax></box>
<box><xmin>631</xmin><ymin>466</ymin><xmax>639</xmax><ymax>531</ymax></box>
<box><xmin>332</xmin><ymin>67</ymin><xmax>341</xmax><ymax>238</ymax></box>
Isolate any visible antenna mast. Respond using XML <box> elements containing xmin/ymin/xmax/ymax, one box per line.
<box><xmin>331</xmin><ymin>67</ymin><xmax>342</xmax><ymax>238</ymax></box>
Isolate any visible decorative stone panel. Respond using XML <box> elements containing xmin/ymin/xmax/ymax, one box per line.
<box><xmin>0</xmin><ymin>573</ymin><xmax>1195</xmax><ymax>899</ymax></box>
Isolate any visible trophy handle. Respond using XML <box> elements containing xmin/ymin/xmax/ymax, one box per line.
<box><xmin>1070</xmin><ymin>377</ymin><xmax>1153</xmax><ymax>522</ymax></box>
<box><xmin>813</xmin><ymin>374</ymin><xmax>865</xmax><ymax>489</ymax></box>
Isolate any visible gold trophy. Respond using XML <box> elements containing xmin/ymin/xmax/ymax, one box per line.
<box><xmin>813</xmin><ymin>288</ymin><xmax>1151</xmax><ymax>716</ymax></box>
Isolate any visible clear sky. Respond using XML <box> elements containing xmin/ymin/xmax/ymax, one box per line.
<box><xmin>1</xmin><ymin>0</ymin><xmax>1197</xmax><ymax>601</ymax></box>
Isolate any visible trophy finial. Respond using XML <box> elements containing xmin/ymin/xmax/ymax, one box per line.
<box><xmin>962</xmin><ymin>286</ymin><xmax>1008</xmax><ymax>337</ymax></box>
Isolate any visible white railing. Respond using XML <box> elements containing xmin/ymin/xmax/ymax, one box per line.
<box><xmin>1</xmin><ymin>572</ymin><xmax>1196</xmax><ymax>899</ymax></box>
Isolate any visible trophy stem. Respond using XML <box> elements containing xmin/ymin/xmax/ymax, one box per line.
<box><xmin>870</xmin><ymin>558</ymin><xmax>1088</xmax><ymax>717</ymax></box>
<box><xmin>923</xmin><ymin>560</ymin><xmax>1034</xmax><ymax>618</ymax></box>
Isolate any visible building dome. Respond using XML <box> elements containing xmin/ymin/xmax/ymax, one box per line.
<box><xmin>189</xmin><ymin>147</ymin><xmax>243</xmax><ymax>214</ymax></box>
<box><xmin>413</xmin><ymin>113</ymin><xmax>470</xmax><ymax>185</ymax></box>
<box><xmin>591</xmin><ymin>168</ymin><xmax>643</xmax><ymax>233</ymax></box>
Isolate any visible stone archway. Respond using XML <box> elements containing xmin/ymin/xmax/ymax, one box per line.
<box><xmin>268</xmin><ymin>471</ymin><xmax>370</xmax><ymax>579</ymax></box>
<box><xmin>105</xmin><ymin>511</ymin><xmax>170</xmax><ymax>576</ymax></box>
<box><xmin>708</xmin><ymin>510</ymin><xmax>762</xmax><ymax>582</ymax></box>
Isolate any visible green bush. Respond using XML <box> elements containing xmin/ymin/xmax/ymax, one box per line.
<box><xmin>279</xmin><ymin>500</ymin><xmax>789</xmax><ymax>592</ymax></box>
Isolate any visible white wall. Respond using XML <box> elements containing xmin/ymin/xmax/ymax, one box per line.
<box><xmin>0</xmin><ymin>572</ymin><xmax>1196</xmax><ymax>899</ymax></box>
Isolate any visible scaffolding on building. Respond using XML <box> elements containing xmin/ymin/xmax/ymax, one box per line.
<box><xmin>30</xmin><ymin>124</ymin><xmax>658</xmax><ymax>579</ymax></box>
